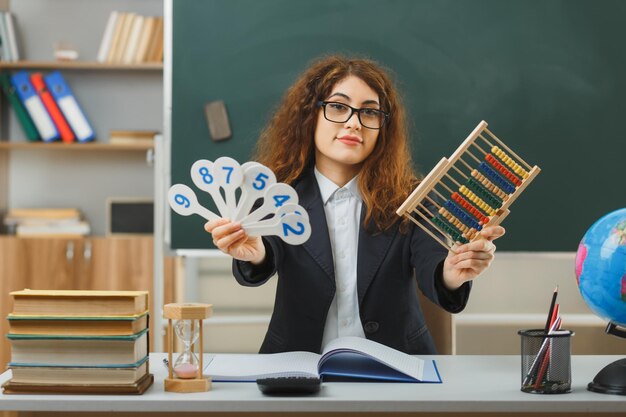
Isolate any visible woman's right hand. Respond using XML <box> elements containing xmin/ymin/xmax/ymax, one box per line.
<box><xmin>204</xmin><ymin>219</ymin><xmax>266</xmax><ymax>264</ymax></box>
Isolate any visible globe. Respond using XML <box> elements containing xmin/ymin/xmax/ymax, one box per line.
<box><xmin>574</xmin><ymin>207</ymin><xmax>626</xmax><ymax>395</ymax></box>
<box><xmin>575</xmin><ymin>208</ymin><xmax>626</xmax><ymax>326</ymax></box>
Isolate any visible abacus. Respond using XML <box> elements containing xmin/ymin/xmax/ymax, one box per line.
<box><xmin>396</xmin><ymin>120</ymin><xmax>540</xmax><ymax>251</ymax></box>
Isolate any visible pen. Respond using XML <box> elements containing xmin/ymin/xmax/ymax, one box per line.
<box><xmin>544</xmin><ymin>286</ymin><xmax>558</xmax><ymax>333</ymax></box>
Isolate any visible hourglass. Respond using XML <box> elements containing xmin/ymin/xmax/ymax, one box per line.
<box><xmin>163</xmin><ymin>303</ymin><xmax>212</xmax><ymax>393</ymax></box>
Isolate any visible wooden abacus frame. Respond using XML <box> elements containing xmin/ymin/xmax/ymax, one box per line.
<box><xmin>396</xmin><ymin>120</ymin><xmax>541</xmax><ymax>252</ymax></box>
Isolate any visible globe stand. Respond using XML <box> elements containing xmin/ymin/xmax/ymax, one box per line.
<box><xmin>587</xmin><ymin>322</ymin><xmax>626</xmax><ymax>395</ymax></box>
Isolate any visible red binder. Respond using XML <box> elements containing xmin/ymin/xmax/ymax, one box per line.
<box><xmin>30</xmin><ymin>73</ymin><xmax>75</xmax><ymax>143</ymax></box>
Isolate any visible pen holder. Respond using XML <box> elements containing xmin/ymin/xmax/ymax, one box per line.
<box><xmin>519</xmin><ymin>329</ymin><xmax>574</xmax><ymax>394</ymax></box>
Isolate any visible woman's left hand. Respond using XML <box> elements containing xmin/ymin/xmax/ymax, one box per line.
<box><xmin>441</xmin><ymin>226</ymin><xmax>506</xmax><ymax>290</ymax></box>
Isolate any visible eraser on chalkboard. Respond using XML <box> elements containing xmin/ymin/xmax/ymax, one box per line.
<box><xmin>205</xmin><ymin>100</ymin><xmax>232</xmax><ymax>141</ymax></box>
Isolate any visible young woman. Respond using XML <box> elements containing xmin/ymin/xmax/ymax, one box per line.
<box><xmin>205</xmin><ymin>55</ymin><xmax>505</xmax><ymax>354</ymax></box>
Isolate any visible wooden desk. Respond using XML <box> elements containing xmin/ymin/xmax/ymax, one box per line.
<box><xmin>0</xmin><ymin>354</ymin><xmax>625</xmax><ymax>415</ymax></box>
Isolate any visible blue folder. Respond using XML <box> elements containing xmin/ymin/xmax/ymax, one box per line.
<box><xmin>44</xmin><ymin>71</ymin><xmax>95</xmax><ymax>142</ymax></box>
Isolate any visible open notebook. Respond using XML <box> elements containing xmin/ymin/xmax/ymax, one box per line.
<box><xmin>204</xmin><ymin>336</ymin><xmax>441</xmax><ymax>383</ymax></box>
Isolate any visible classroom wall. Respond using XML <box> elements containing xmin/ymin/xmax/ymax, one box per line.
<box><xmin>456</xmin><ymin>253</ymin><xmax>624</xmax><ymax>355</ymax></box>
<box><xmin>188</xmin><ymin>252</ymin><xmax>624</xmax><ymax>355</ymax></box>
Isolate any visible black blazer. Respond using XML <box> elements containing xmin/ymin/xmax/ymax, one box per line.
<box><xmin>233</xmin><ymin>170</ymin><xmax>471</xmax><ymax>354</ymax></box>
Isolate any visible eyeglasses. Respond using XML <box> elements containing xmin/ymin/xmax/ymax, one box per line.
<box><xmin>317</xmin><ymin>101</ymin><xmax>389</xmax><ymax>130</ymax></box>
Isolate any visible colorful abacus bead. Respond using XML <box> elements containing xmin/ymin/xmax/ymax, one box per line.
<box><xmin>466</xmin><ymin>177</ymin><xmax>503</xmax><ymax>209</ymax></box>
<box><xmin>485</xmin><ymin>154</ymin><xmax>522</xmax><ymax>187</ymax></box>
<box><xmin>459</xmin><ymin>186</ymin><xmax>496</xmax><ymax>216</ymax></box>
<box><xmin>439</xmin><ymin>207</ymin><xmax>471</xmax><ymax>236</ymax></box>
<box><xmin>471</xmin><ymin>169</ymin><xmax>509</xmax><ymax>201</ymax></box>
<box><xmin>451</xmin><ymin>192</ymin><xmax>490</xmax><ymax>224</ymax></box>
<box><xmin>491</xmin><ymin>146</ymin><xmax>529</xmax><ymax>179</ymax></box>
<box><xmin>432</xmin><ymin>216</ymin><xmax>469</xmax><ymax>244</ymax></box>
<box><xmin>478</xmin><ymin>162</ymin><xmax>516</xmax><ymax>194</ymax></box>
<box><xmin>444</xmin><ymin>200</ymin><xmax>482</xmax><ymax>231</ymax></box>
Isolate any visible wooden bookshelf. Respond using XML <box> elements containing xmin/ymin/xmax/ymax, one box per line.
<box><xmin>0</xmin><ymin>1</ymin><xmax>166</xmax><ymax>387</ymax></box>
<box><xmin>0</xmin><ymin>61</ymin><xmax>162</xmax><ymax>71</ymax></box>
<box><xmin>0</xmin><ymin>142</ymin><xmax>153</xmax><ymax>151</ymax></box>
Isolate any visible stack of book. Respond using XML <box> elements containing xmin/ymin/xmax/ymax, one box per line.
<box><xmin>3</xmin><ymin>208</ymin><xmax>90</xmax><ymax>237</ymax></box>
<box><xmin>2</xmin><ymin>289</ymin><xmax>153</xmax><ymax>395</ymax></box>
<box><xmin>109</xmin><ymin>129</ymin><xmax>158</xmax><ymax>146</ymax></box>
<box><xmin>0</xmin><ymin>70</ymin><xmax>95</xmax><ymax>143</ymax></box>
<box><xmin>97</xmin><ymin>12</ymin><xmax>164</xmax><ymax>64</ymax></box>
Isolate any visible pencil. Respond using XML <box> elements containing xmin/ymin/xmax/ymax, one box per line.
<box><xmin>544</xmin><ymin>286</ymin><xmax>558</xmax><ymax>333</ymax></box>
<box><xmin>522</xmin><ymin>286</ymin><xmax>559</xmax><ymax>387</ymax></box>
<box><xmin>533</xmin><ymin>306</ymin><xmax>561</xmax><ymax>389</ymax></box>
<box><xmin>523</xmin><ymin>314</ymin><xmax>561</xmax><ymax>387</ymax></box>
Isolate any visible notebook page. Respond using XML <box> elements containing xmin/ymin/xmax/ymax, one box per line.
<box><xmin>204</xmin><ymin>352</ymin><xmax>320</xmax><ymax>381</ymax></box>
<box><xmin>321</xmin><ymin>336</ymin><xmax>425</xmax><ymax>380</ymax></box>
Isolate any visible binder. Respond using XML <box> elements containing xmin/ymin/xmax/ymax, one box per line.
<box><xmin>44</xmin><ymin>71</ymin><xmax>95</xmax><ymax>142</ymax></box>
<box><xmin>0</xmin><ymin>73</ymin><xmax>39</xmax><ymax>141</ymax></box>
<box><xmin>30</xmin><ymin>73</ymin><xmax>75</xmax><ymax>143</ymax></box>
<box><xmin>10</xmin><ymin>71</ymin><xmax>59</xmax><ymax>142</ymax></box>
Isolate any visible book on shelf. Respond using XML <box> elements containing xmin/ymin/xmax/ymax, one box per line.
<box><xmin>7</xmin><ymin>218</ymin><xmax>83</xmax><ymax>229</ymax></box>
<box><xmin>0</xmin><ymin>11</ymin><xmax>11</xmax><ymax>62</ymax></box>
<box><xmin>0</xmin><ymin>73</ymin><xmax>40</xmax><ymax>141</ymax></box>
<box><xmin>97</xmin><ymin>10</ymin><xmax>119</xmax><ymax>63</ymax></box>
<box><xmin>109</xmin><ymin>129</ymin><xmax>157</xmax><ymax>145</ymax></box>
<box><xmin>8</xmin><ymin>311</ymin><xmax>148</xmax><ymax>336</ymax></box>
<box><xmin>15</xmin><ymin>219</ymin><xmax>90</xmax><ymax>237</ymax></box>
<box><xmin>5</xmin><ymin>207</ymin><xmax>82</xmax><ymax>220</ymax></box>
<box><xmin>122</xmin><ymin>15</ymin><xmax>144</xmax><ymax>64</ymax></box>
<box><xmin>134</xmin><ymin>16</ymin><xmax>156</xmax><ymax>63</ymax></box>
<box><xmin>2</xmin><ymin>372</ymin><xmax>154</xmax><ymax>395</ymax></box>
<box><xmin>204</xmin><ymin>336</ymin><xmax>442</xmax><ymax>383</ymax></box>
<box><xmin>10</xmin><ymin>289</ymin><xmax>149</xmax><ymax>317</ymax></box>
<box><xmin>4</xmin><ymin>207</ymin><xmax>81</xmax><ymax>226</ymax></box>
<box><xmin>8</xmin><ymin>356</ymin><xmax>149</xmax><ymax>385</ymax></box>
<box><xmin>4</xmin><ymin>208</ymin><xmax>86</xmax><ymax>236</ymax></box>
<box><xmin>146</xmin><ymin>16</ymin><xmax>164</xmax><ymax>62</ymax></box>
<box><xmin>11</xmin><ymin>71</ymin><xmax>60</xmax><ymax>142</ymax></box>
<box><xmin>106</xmin><ymin>11</ymin><xmax>127</xmax><ymax>63</ymax></box>
<box><xmin>3</xmin><ymin>11</ymin><xmax>19</xmax><ymax>62</ymax></box>
<box><xmin>30</xmin><ymin>73</ymin><xmax>75</xmax><ymax>143</ymax></box>
<box><xmin>7</xmin><ymin>329</ymin><xmax>148</xmax><ymax>367</ymax></box>
<box><xmin>113</xmin><ymin>12</ymin><xmax>136</xmax><ymax>63</ymax></box>
<box><xmin>99</xmin><ymin>11</ymin><xmax>163</xmax><ymax>64</ymax></box>
<box><xmin>44</xmin><ymin>71</ymin><xmax>95</xmax><ymax>142</ymax></box>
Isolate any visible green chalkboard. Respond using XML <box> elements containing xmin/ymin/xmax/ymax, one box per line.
<box><xmin>170</xmin><ymin>0</ymin><xmax>626</xmax><ymax>250</ymax></box>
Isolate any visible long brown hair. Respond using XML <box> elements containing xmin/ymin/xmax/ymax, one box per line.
<box><xmin>255</xmin><ymin>55</ymin><xmax>417</xmax><ymax>231</ymax></box>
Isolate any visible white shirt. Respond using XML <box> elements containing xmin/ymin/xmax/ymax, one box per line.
<box><xmin>314</xmin><ymin>168</ymin><xmax>366</xmax><ymax>349</ymax></box>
